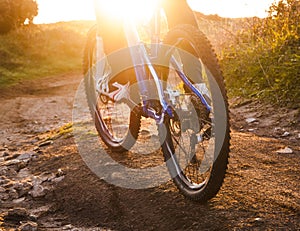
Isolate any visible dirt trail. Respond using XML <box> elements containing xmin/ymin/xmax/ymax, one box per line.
<box><xmin>0</xmin><ymin>73</ymin><xmax>299</xmax><ymax>230</ymax></box>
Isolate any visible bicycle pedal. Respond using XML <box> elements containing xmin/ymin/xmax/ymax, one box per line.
<box><xmin>100</xmin><ymin>82</ymin><xmax>130</xmax><ymax>102</ymax></box>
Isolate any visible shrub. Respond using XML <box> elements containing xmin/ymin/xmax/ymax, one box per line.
<box><xmin>221</xmin><ymin>0</ymin><xmax>300</xmax><ymax>107</ymax></box>
<box><xmin>0</xmin><ymin>0</ymin><xmax>38</xmax><ymax>34</ymax></box>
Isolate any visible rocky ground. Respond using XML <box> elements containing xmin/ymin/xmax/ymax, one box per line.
<box><xmin>0</xmin><ymin>73</ymin><xmax>299</xmax><ymax>230</ymax></box>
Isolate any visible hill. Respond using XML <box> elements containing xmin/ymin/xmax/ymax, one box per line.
<box><xmin>0</xmin><ymin>20</ymin><xmax>94</xmax><ymax>88</ymax></box>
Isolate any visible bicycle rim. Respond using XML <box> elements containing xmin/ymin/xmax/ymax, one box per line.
<box><xmin>161</xmin><ymin>24</ymin><xmax>229</xmax><ymax>201</ymax></box>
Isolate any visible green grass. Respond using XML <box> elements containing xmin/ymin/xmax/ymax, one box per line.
<box><xmin>1</xmin><ymin>17</ymin><xmax>298</xmax><ymax>108</ymax></box>
<box><xmin>0</xmin><ymin>20</ymin><xmax>94</xmax><ymax>88</ymax></box>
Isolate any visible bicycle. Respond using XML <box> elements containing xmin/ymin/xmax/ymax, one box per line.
<box><xmin>83</xmin><ymin>0</ymin><xmax>230</xmax><ymax>203</ymax></box>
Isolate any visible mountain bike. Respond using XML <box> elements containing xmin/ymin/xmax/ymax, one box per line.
<box><xmin>83</xmin><ymin>0</ymin><xmax>230</xmax><ymax>202</ymax></box>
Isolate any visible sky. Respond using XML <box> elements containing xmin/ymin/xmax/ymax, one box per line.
<box><xmin>34</xmin><ymin>0</ymin><xmax>276</xmax><ymax>24</ymax></box>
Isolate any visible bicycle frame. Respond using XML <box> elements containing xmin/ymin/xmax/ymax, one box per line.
<box><xmin>95</xmin><ymin>2</ymin><xmax>211</xmax><ymax>123</ymax></box>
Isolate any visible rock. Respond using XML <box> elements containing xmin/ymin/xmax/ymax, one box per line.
<box><xmin>14</xmin><ymin>181</ymin><xmax>33</xmax><ymax>197</ymax></box>
<box><xmin>52</xmin><ymin>176</ymin><xmax>65</xmax><ymax>183</ymax></box>
<box><xmin>37</xmin><ymin>172</ymin><xmax>58</xmax><ymax>182</ymax></box>
<box><xmin>0</xmin><ymin>164</ymin><xmax>9</xmax><ymax>173</ymax></box>
<box><xmin>1</xmin><ymin>159</ymin><xmax>21</xmax><ymax>167</ymax></box>
<box><xmin>13</xmin><ymin>197</ymin><xmax>26</xmax><ymax>204</ymax></box>
<box><xmin>0</xmin><ymin>166</ymin><xmax>8</xmax><ymax>175</ymax></box>
<box><xmin>5</xmin><ymin>208</ymin><xmax>29</xmax><ymax>223</ymax></box>
<box><xmin>62</xmin><ymin>224</ymin><xmax>74</xmax><ymax>230</ymax></box>
<box><xmin>0</xmin><ymin>186</ymin><xmax>6</xmax><ymax>193</ymax></box>
<box><xmin>29</xmin><ymin>185</ymin><xmax>46</xmax><ymax>198</ymax></box>
<box><xmin>254</xmin><ymin>217</ymin><xmax>263</xmax><ymax>222</ymax></box>
<box><xmin>17</xmin><ymin>168</ymin><xmax>32</xmax><ymax>179</ymax></box>
<box><xmin>33</xmin><ymin>146</ymin><xmax>39</xmax><ymax>151</ymax></box>
<box><xmin>29</xmin><ymin>205</ymin><xmax>51</xmax><ymax>219</ymax></box>
<box><xmin>38</xmin><ymin>140</ymin><xmax>53</xmax><ymax>147</ymax></box>
<box><xmin>276</xmin><ymin>147</ymin><xmax>293</xmax><ymax>154</ymax></box>
<box><xmin>16</xmin><ymin>161</ymin><xmax>28</xmax><ymax>171</ymax></box>
<box><xmin>19</xmin><ymin>221</ymin><xmax>38</xmax><ymax>231</ymax></box>
<box><xmin>246</xmin><ymin>117</ymin><xmax>258</xmax><ymax>123</ymax></box>
<box><xmin>29</xmin><ymin>177</ymin><xmax>47</xmax><ymax>198</ymax></box>
<box><xmin>35</xmin><ymin>149</ymin><xmax>43</xmax><ymax>155</ymax></box>
<box><xmin>273</xmin><ymin>127</ymin><xmax>285</xmax><ymax>137</ymax></box>
<box><xmin>281</xmin><ymin>131</ymin><xmax>290</xmax><ymax>137</ymax></box>
<box><xmin>8</xmin><ymin>146</ymin><xmax>18</xmax><ymax>152</ymax></box>
<box><xmin>0</xmin><ymin>187</ymin><xmax>9</xmax><ymax>200</ymax></box>
<box><xmin>0</xmin><ymin>176</ymin><xmax>10</xmax><ymax>185</ymax></box>
<box><xmin>17</xmin><ymin>153</ymin><xmax>34</xmax><ymax>161</ymax></box>
<box><xmin>0</xmin><ymin>194</ymin><xmax>9</xmax><ymax>201</ymax></box>
<box><xmin>5</xmin><ymin>153</ymin><xmax>20</xmax><ymax>161</ymax></box>
<box><xmin>9</xmin><ymin>188</ymin><xmax>19</xmax><ymax>199</ymax></box>
<box><xmin>56</xmin><ymin>168</ymin><xmax>64</xmax><ymax>177</ymax></box>
<box><xmin>2</xmin><ymin>151</ymin><xmax>10</xmax><ymax>157</ymax></box>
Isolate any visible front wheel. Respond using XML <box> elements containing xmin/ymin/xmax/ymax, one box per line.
<box><xmin>83</xmin><ymin>25</ymin><xmax>141</xmax><ymax>152</ymax></box>
<box><xmin>160</xmin><ymin>24</ymin><xmax>230</xmax><ymax>202</ymax></box>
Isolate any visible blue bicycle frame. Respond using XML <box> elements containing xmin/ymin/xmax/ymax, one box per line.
<box><xmin>98</xmin><ymin>3</ymin><xmax>212</xmax><ymax>123</ymax></box>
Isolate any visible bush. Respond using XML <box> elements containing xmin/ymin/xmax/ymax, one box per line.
<box><xmin>221</xmin><ymin>0</ymin><xmax>300</xmax><ymax>107</ymax></box>
<box><xmin>0</xmin><ymin>0</ymin><xmax>38</xmax><ymax>34</ymax></box>
<box><xmin>0</xmin><ymin>21</ymin><xmax>94</xmax><ymax>87</ymax></box>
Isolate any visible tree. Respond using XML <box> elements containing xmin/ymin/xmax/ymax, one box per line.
<box><xmin>0</xmin><ymin>0</ymin><xmax>38</xmax><ymax>34</ymax></box>
<box><xmin>0</xmin><ymin>0</ymin><xmax>12</xmax><ymax>33</ymax></box>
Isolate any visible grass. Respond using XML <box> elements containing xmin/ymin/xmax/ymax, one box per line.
<box><xmin>1</xmin><ymin>17</ymin><xmax>298</xmax><ymax>108</ymax></box>
<box><xmin>0</xmin><ymin>20</ymin><xmax>94</xmax><ymax>88</ymax></box>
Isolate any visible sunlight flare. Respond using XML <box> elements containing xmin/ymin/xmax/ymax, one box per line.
<box><xmin>94</xmin><ymin>0</ymin><xmax>159</xmax><ymax>22</ymax></box>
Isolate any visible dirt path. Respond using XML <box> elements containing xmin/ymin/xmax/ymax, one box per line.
<box><xmin>0</xmin><ymin>73</ymin><xmax>299</xmax><ymax>230</ymax></box>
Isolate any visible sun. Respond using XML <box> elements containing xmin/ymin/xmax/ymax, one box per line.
<box><xmin>94</xmin><ymin>0</ymin><xmax>158</xmax><ymax>22</ymax></box>
<box><xmin>35</xmin><ymin>0</ymin><xmax>158</xmax><ymax>24</ymax></box>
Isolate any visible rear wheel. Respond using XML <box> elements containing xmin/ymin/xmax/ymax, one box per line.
<box><xmin>160</xmin><ymin>24</ymin><xmax>230</xmax><ymax>202</ymax></box>
<box><xmin>83</xmin><ymin>25</ymin><xmax>141</xmax><ymax>152</ymax></box>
